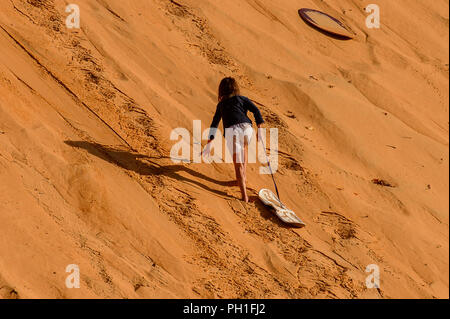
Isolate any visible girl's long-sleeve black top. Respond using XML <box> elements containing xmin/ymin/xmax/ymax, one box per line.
<box><xmin>208</xmin><ymin>95</ymin><xmax>265</xmax><ymax>140</ymax></box>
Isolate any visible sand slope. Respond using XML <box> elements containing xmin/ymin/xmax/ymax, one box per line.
<box><xmin>0</xmin><ymin>0</ymin><xmax>448</xmax><ymax>299</ymax></box>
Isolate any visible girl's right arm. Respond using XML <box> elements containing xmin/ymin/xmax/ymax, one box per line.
<box><xmin>207</xmin><ymin>105</ymin><xmax>222</xmax><ymax>144</ymax></box>
<box><xmin>244</xmin><ymin>97</ymin><xmax>265</xmax><ymax>126</ymax></box>
<box><xmin>202</xmin><ymin>106</ymin><xmax>221</xmax><ymax>156</ymax></box>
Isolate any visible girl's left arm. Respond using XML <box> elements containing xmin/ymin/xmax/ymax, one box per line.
<box><xmin>245</xmin><ymin>97</ymin><xmax>265</xmax><ymax>126</ymax></box>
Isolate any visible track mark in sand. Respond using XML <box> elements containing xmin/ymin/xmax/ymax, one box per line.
<box><xmin>0</xmin><ymin>24</ymin><xmax>132</xmax><ymax>150</ymax></box>
<box><xmin>252</xmin><ymin>100</ymin><xmax>287</xmax><ymax>129</ymax></box>
<box><xmin>132</xmin><ymin>276</ymin><xmax>151</xmax><ymax>292</ymax></box>
<box><xmin>97</xmin><ymin>0</ymin><xmax>126</xmax><ymax>22</ymax></box>
<box><xmin>0</xmin><ymin>275</ymin><xmax>19</xmax><ymax>299</ymax></box>
<box><xmin>11</xmin><ymin>70</ymin><xmax>94</xmax><ymax>143</ymax></box>
<box><xmin>372</xmin><ymin>178</ymin><xmax>396</xmax><ymax>188</ymax></box>
<box><xmin>62</xmin><ymin>145</ymin><xmax>268</xmax><ymax>299</ymax></box>
<box><xmin>3</xmin><ymin>2</ymin><xmax>168</xmax><ymax>295</ymax></box>
<box><xmin>315</xmin><ymin>211</ymin><xmax>357</xmax><ymax>240</ymax></box>
<box><xmin>5</xmin><ymin>0</ymin><xmax>166</xmax><ymax>155</ymax></box>
<box><xmin>314</xmin><ymin>210</ymin><xmax>385</xmax><ymax>278</ymax></box>
<box><xmin>4</xmin><ymin>0</ymin><xmax>368</xmax><ymax>299</ymax></box>
<box><xmin>165</xmin><ymin>1</ymin><xmax>232</xmax><ymax>66</ymax></box>
<box><xmin>315</xmin><ymin>211</ymin><xmax>377</xmax><ymax>244</ymax></box>
<box><xmin>227</xmin><ymin>200</ymin><xmax>361</xmax><ymax>298</ymax></box>
<box><xmin>255</xmin><ymin>101</ymin><xmax>309</xmax><ymax>164</ymax></box>
<box><xmin>251</xmin><ymin>99</ymin><xmax>308</xmax><ymax>161</ymax></box>
<box><xmin>9</xmin><ymin>0</ymin><xmax>35</xmax><ymax>24</ymax></box>
<box><xmin>160</xmin><ymin>0</ymin><xmax>252</xmax><ymax>86</ymax></box>
<box><xmin>230</xmin><ymin>98</ymin><xmax>357</xmax><ymax>296</ymax></box>
<box><xmin>77</xmin><ymin>235</ymin><xmax>117</xmax><ymax>296</ymax></box>
<box><xmin>169</xmin><ymin>0</ymin><xmax>185</xmax><ymax>9</ymax></box>
<box><xmin>285</xmin><ymin>110</ymin><xmax>296</xmax><ymax>119</ymax></box>
<box><xmin>144</xmin><ymin>184</ymin><xmax>292</xmax><ymax>298</ymax></box>
<box><xmin>297</xmin><ymin>249</ymin><xmax>355</xmax><ymax>298</ymax></box>
<box><xmin>123</xmin><ymin>164</ymin><xmax>311</xmax><ymax>297</ymax></box>
<box><xmin>279</xmin><ymin>153</ymin><xmax>304</xmax><ymax>173</ymax></box>
<box><xmin>423</xmin><ymin>207</ymin><xmax>446</xmax><ymax>226</ymax></box>
<box><xmin>0</xmin><ymin>286</ymin><xmax>19</xmax><ymax>299</ymax></box>
<box><xmin>245</xmin><ymin>0</ymin><xmax>293</xmax><ymax>32</ymax></box>
<box><xmin>343</xmin><ymin>69</ymin><xmax>448</xmax><ymax>146</ymax></box>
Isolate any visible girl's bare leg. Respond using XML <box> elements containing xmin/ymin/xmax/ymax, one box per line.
<box><xmin>244</xmin><ymin>140</ymin><xmax>248</xmax><ymax>186</ymax></box>
<box><xmin>233</xmin><ymin>153</ymin><xmax>248</xmax><ymax>203</ymax></box>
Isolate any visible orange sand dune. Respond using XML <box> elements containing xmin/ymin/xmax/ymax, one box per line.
<box><xmin>0</xmin><ymin>0</ymin><xmax>448</xmax><ymax>299</ymax></box>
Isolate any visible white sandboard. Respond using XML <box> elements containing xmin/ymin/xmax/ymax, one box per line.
<box><xmin>259</xmin><ymin>189</ymin><xmax>306</xmax><ymax>228</ymax></box>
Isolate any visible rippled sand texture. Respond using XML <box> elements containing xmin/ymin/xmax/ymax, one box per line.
<box><xmin>0</xmin><ymin>0</ymin><xmax>448</xmax><ymax>299</ymax></box>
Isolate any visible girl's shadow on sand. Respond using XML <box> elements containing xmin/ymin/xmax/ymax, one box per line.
<box><xmin>65</xmin><ymin>140</ymin><xmax>296</xmax><ymax>227</ymax></box>
<box><xmin>65</xmin><ymin>140</ymin><xmax>236</xmax><ymax>199</ymax></box>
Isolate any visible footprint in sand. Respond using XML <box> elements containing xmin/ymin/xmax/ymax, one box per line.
<box><xmin>0</xmin><ymin>286</ymin><xmax>19</xmax><ymax>299</ymax></box>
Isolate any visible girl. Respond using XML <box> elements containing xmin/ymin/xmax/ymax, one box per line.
<box><xmin>205</xmin><ymin>77</ymin><xmax>265</xmax><ymax>203</ymax></box>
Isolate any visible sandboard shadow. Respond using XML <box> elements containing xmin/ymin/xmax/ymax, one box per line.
<box><xmin>252</xmin><ymin>196</ymin><xmax>302</xmax><ymax>229</ymax></box>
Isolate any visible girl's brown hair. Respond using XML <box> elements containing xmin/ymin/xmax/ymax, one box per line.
<box><xmin>218</xmin><ymin>77</ymin><xmax>240</xmax><ymax>102</ymax></box>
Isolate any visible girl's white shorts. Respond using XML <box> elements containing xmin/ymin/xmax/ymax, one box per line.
<box><xmin>225</xmin><ymin>123</ymin><xmax>253</xmax><ymax>163</ymax></box>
